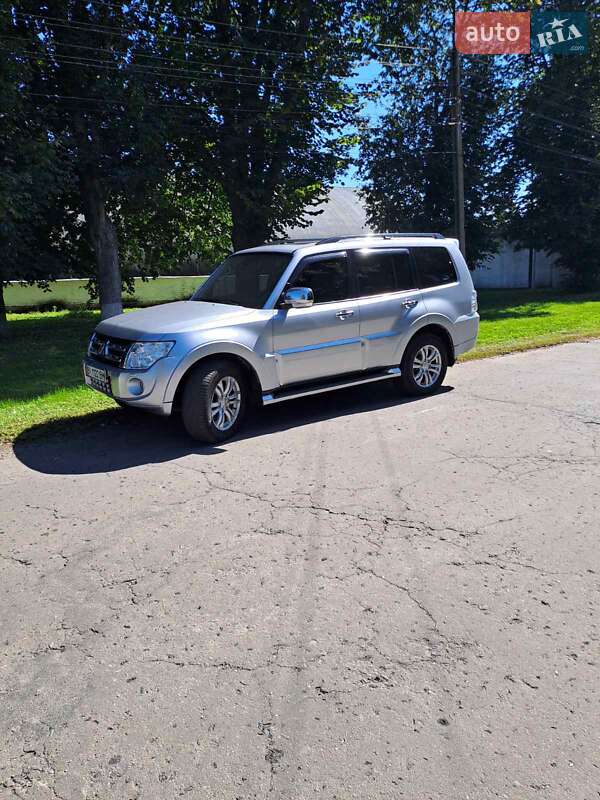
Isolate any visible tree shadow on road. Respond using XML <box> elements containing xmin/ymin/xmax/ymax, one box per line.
<box><xmin>12</xmin><ymin>383</ymin><xmax>453</xmax><ymax>476</ymax></box>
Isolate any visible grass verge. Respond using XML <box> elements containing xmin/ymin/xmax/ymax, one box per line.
<box><xmin>1</xmin><ymin>310</ymin><xmax>113</xmax><ymax>442</ymax></box>
<box><xmin>5</xmin><ymin>275</ymin><xmax>206</xmax><ymax>311</ymax></box>
<box><xmin>1</xmin><ymin>290</ymin><xmax>599</xmax><ymax>442</ymax></box>
<box><xmin>460</xmin><ymin>290</ymin><xmax>600</xmax><ymax>360</ymax></box>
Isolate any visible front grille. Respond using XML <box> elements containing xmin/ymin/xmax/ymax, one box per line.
<box><xmin>89</xmin><ymin>333</ymin><xmax>131</xmax><ymax>367</ymax></box>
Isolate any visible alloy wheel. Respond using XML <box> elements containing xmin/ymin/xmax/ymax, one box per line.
<box><xmin>412</xmin><ymin>344</ymin><xmax>442</xmax><ymax>388</ymax></box>
<box><xmin>210</xmin><ymin>376</ymin><xmax>241</xmax><ymax>431</ymax></box>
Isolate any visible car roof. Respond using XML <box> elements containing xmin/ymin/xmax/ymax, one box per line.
<box><xmin>236</xmin><ymin>234</ymin><xmax>457</xmax><ymax>258</ymax></box>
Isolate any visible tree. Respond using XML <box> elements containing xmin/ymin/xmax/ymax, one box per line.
<box><xmin>164</xmin><ymin>0</ymin><xmax>368</xmax><ymax>250</ymax></box>
<box><xmin>9</xmin><ymin>0</ymin><xmax>185</xmax><ymax>318</ymax></box>
<box><xmin>505</xmin><ymin>11</ymin><xmax>600</xmax><ymax>289</ymax></box>
<box><xmin>115</xmin><ymin>171</ymin><xmax>232</xmax><ymax>280</ymax></box>
<box><xmin>7</xmin><ymin>0</ymin><xmax>379</xmax><ymax>315</ymax></box>
<box><xmin>358</xmin><ymin>4</ymin><xmax>513</xmax><ymax>267</ymax></box>
<box><xmin>0</xmin><ymin>16</ymin><xmax>73</xmax><ymax>334</ymax></box>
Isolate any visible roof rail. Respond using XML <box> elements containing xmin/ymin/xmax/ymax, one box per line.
<box><xmin>269</xmin><ymin>232</ymin><xmax>445</xmax><ymax>246</ymax></box>
<box><xmin>315</xmin><ymin>232</ymin><xmax>444</xmax><ymax>245</ymax></box>
<box><xmin>268</xmin><ymin>237</ymin><xmax>320</xmax><ymax>244</ymax></box>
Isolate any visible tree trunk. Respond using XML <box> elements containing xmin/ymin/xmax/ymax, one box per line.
<box><xmin>0</xmin><ymin>282</ymin><xmax>8</xmax><ymax>339</ymax></box>
<box><xmin>80</xmin><ymin>173</ymin><xmax>123</xmax><ymax>319</ymax></box>
<box><xmin>228</xmin><ymin>190</ymin><xmax>270</xmax><ymax>251</ymax></box>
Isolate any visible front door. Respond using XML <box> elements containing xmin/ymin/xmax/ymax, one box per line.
<box><xmin>272</xmin><ymin>252</ymin><xmax>361</xmax><ymax>386</ymax></box>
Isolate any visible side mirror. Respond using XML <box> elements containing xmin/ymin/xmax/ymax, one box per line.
<box><xmin>282</xmin><ymin>287</ymin><xmax>314</xmax><ymax>308</ymax></box>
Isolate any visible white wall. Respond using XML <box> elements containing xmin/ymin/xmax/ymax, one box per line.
<box><xmin>473</xmin><ymin>242</ymin><xmax>563</xmax><ymax>290</ymax></box>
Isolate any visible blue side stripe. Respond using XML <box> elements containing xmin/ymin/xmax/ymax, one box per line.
<box><xmin>364</xmin><ymin>330</ymin><xmax>400</xmax><ymax>341</ymax></box>
<box><xmin>276</xmin><ymin>330</ymin><xmax>401</xmax><ymax>355</ymax></box>
<box><xmin>276</xmin><ymin>337</ymin><xmax>361</xmax><ymax>356</ymax></box>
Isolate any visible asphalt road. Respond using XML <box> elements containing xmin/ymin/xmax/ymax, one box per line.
<box><xmin>1</xmin><ymin>341</ymin><xmax>600</xmax><ymax>800</ymax></box>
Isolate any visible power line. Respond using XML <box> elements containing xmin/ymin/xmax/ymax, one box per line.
<box><xmin>2</xmin><ymin>33</ymin><xmax>427</xmax><ymax>80</ymax></box>
<box><xmin>0</xmin><ymin>34</ymin><xmax>356</xmax><ymax>83</ymax></box>
<box><xmin>24</xmin><ymin>90</ymin><xmax>395</xmax><ymax>136</ymax></box>
<box><xmin>511</xmin><ymin>135</ymin><xmax>600</xmax><ymax>168</ymax></box>
<box><xmin>387</xmin><ymin>61</ymin><xmax>598</xmax><ymax>127</ymax></box>
<box><xmin>2</xmin><ymin>28</ymin><xmax>427</xmax><ymax>87</ymax></box>
<box><xmin>11</xmin><ymin>18</ymin><xmax>598</xmax><ymax>162</ymax></box>
<box><xmin>454</xmin><ymin>53</ymin><xmax>594</xmax><ymax>105</ymax></box>
<box><xmin>85</xmin><ymin>0</ymin><xmax>433</xmax><ymax>52</ymax></box>
<box><xmin>518</xmin><ymin>161</ymin><xmax>600</xmax><ymax>179</ymax></box>
<box><xmin>463</xmin><ymin>68</ymin><xmax>597</xmax><ymax>127</ymax></box>
<box><xmin>460</xmin><ymin>83</ymin><xmax>600</xmax><ymax>143</ymax></box>
<box><xmin>373</xmin><ymin>72</ymin><xmax>600</xmax><ymax>144</ymax></box>
<box><xmin>25</xmin><ymin>91</ymin><xmax>328</xmax><ymax>116</ymax></box>
<box><xmin>3</xmin><ymin>46</ymin><xmax>384</xmax><ymax>100</ymax></box>
<box><xmin>3</xmin><ymin>9</ymin><xmax>357</xmax><ymax>62</ymax></box>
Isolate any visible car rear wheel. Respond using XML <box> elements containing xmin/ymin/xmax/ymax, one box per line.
<box><xmin>181</xmin><ymin>360</ymin><xmax>247</xmax><ymax>442</ymax></box>
<box><xmin>399</xmin><ymin>333</ymin><xmax>448</xmax><ymax>396</ymax></box>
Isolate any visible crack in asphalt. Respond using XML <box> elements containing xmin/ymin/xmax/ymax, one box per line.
<box><xmin>0</xmin><ymin>553</ymin><xmax>32</xmax><ymax>566</ymax></box>
<box><xmin>174</xmin><ymin>460</ymin><xmax>487</xmax><ymax>547</ymax></box>
<box><xmin>3</xmin><ymin>343</ymin><xmax>600</xmax><ymax>798</ymax></box>
<box><xmin>353</xmin><ymin>564</ymin><xmax>439</xmax><ymax>628</ymax></box>
<box><xmin>466</xmin><ymin>390</ymin><xmax>600</xmax><ymax>423</ymax></box>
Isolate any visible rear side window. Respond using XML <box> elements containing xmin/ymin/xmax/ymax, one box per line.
<box><xmin>289</xmin><ymin>254</ymin><xmax>350</xmax><ymax>304</ymax></box>
<box><xmin>412</xmin><ymin>247</ymin><xmax>458</xmax><ymax>288</ymax></box>
<box><xmin>354</xmin><ymin>250</ymin><xmax>417</xmax><ymax>296</ymax></box>
<box><xmin>355</xmin><ymin>251</ymin><xmax>396</xmax><ymax>295</ymax></box>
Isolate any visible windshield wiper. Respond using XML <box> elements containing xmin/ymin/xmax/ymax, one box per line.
<box><xmin>196</xmin><ymin>297</ymin><xmax>236</xmax><ymax>305</ymax></box>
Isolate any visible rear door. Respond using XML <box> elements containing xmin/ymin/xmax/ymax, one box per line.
<box><xmin>411</xmin><ymin>245</ymin><xmax>465</xmax><ymax>319</ymax></box>
<box><xmin>350</xmin><ymin>248</ymin><xmax>424</xmax><ymax>370</ymax></box>
<box><xmin>272</xmin><ymin>252</ymin><xmax>361</xmax><ymax>386</ymax></box>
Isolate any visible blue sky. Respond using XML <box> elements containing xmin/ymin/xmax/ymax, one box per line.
<box><xmin>335</xmin><ymin>59</ymin><xmax>388</xmax><ymax>187</ymax></box>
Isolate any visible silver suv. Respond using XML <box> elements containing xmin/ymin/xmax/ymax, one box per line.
<box><xmin>83</xmin><ymin>234</ymin><xmax>479</xmax><ymax>442</ymax></box>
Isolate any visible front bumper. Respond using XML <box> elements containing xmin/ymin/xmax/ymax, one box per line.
<box><xmin>82</xmin><ymin>355</ymin><xmax>178</xmax><ymax>415</ymax></box>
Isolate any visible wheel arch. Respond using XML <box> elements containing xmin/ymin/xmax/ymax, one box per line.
<box><xmin>171</xmin><ymin>351</ymin><xmax>263</xmax><ymax>411</ymax></box>
<box><xmin>406</xmin><ymin>322</ymin><xmax>456</xmax><ymax>366</ymax></box>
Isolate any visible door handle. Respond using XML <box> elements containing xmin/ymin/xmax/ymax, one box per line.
<box><xmin>402</xmin><ymin>299</ymin><xmax>418</xmax><ymax>309</ymax></box>
<box><xmin>335</xmin><ymin>309</ymin><xmax>354</xmax><ymax>319</ymax></box>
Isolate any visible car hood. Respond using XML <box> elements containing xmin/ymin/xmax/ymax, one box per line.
<box><xmin>96</xmin><ymin>301</ymin><xmax>262</xmax><ymax>339</ymax></box>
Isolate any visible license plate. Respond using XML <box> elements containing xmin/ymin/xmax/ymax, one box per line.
<box><xmin>84</xmin><ymin>363</ymin><xmax>112</xmax><ymax>395</ymax></box>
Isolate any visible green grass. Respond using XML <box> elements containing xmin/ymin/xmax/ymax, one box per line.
<box><xmin>1</xmin><ymin>289</ymin><xmax>599</xmax><ymax>442</ymax></box>
<box><xmin>0</xmin><ymin>310</ymin><xmax>113</xmax><ymax>441</ymax></box>
<box><xmin>461</xmin><ymin>289</ymin><xmax>600</xmax><ymax>360</ymax></box>
<box><xmin>5</xmin><ymin>275</ymin><xmax>206</xmax><ymax>311</ymax></box>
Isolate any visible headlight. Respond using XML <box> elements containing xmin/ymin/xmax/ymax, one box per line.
<box><xmin>87</xmin><ymin>332</ymin><xmax>98</xmax><ymax>356</ymax></box>
<box><xmin>124</xmin><ymin>341</ymin><xmax>174</xmax><ymax>370</ymax></box>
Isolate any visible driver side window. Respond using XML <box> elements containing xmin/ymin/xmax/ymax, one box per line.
<box><xmin>288</xmin><ymin>255</ymin><xmax>350</xmax><ymax>304</ymax></box>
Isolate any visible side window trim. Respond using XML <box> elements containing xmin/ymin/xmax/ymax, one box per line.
<box><xmin>281</xmin><ymin>250</ymin><xmax>350</xmax><ymax>306</ymax></box>
<box><xmin>407</xmin><ymin>248</ymin><xmax>420</xmax><ymax>290</ymax></box>
<box><xmin>446</xmin><ymin>249</ymin><xmax>461</xmax><ymax>284</ymax></box>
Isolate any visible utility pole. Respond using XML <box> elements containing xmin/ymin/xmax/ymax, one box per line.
<box><xmin>451</xmin><ymin>0</ymin><xmax>466</xmax><ymax>258</ymax></box>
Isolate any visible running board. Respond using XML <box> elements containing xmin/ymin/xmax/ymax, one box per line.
<box><xmin>262</xmin><ymin>367</ymin><xmax>401</xmax><ymax>405</ymax></box>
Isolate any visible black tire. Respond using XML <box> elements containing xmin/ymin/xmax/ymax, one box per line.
<box><xmin>181</xmin><ymin>359</ymin><xmax>247</xmax><ymax>443</ymax></box>
<box><xmin>398</xmin><ymin>333</ymin><xmax>448</xmax><ymax>396</ymax></box>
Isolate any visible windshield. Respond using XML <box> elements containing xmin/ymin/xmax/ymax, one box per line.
<box><xmin>192</xmin><ymin>251</ymin><xmax>291</xmax><ymax>309</ymax></box>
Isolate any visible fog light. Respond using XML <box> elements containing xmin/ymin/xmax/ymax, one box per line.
<box><xmin>127</xmin><ymin>377</ymin><xmax>144</xmax><ymax>396</ymax></box>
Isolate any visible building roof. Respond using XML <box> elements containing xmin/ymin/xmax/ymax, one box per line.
<box><xmin>283</xmin><ymin>187</ymin><xmax>372</xmax><ymax>240</ymax></box>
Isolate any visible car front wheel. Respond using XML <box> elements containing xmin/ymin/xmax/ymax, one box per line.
<box><xmin>399</xmin><ymin>333</ymin><xmax>448</xmax><ymax>396</ymax></box>
<box><xmin>181</xmin><ymin>360</ymin><xmax>247</xmax><ymax>442</ymax></box>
